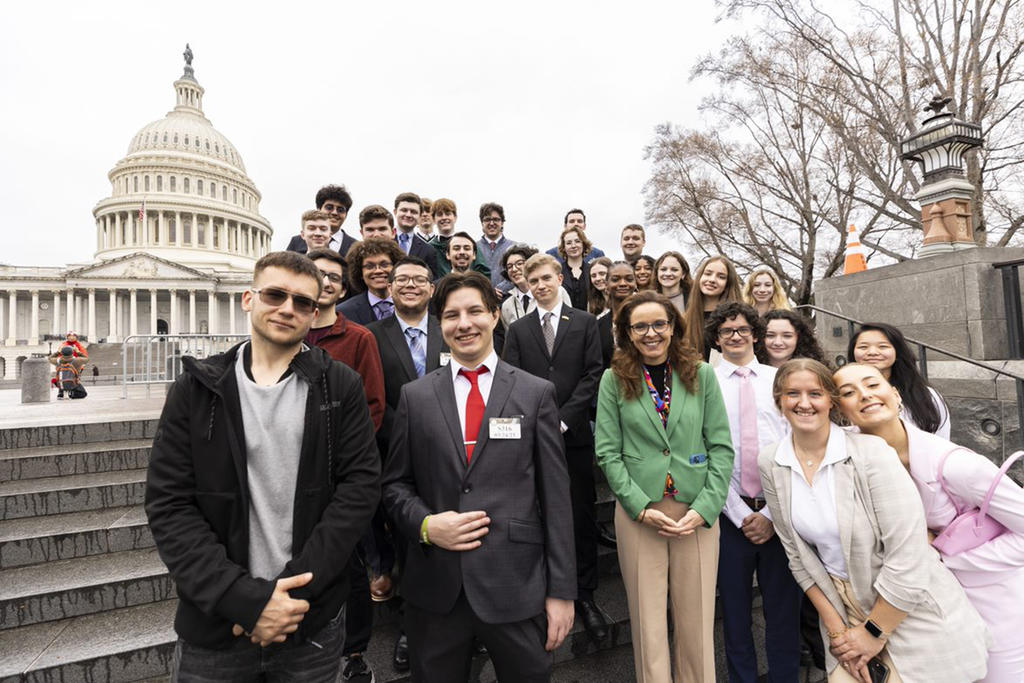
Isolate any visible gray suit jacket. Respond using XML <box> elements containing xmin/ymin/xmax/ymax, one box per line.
<box><xmin>759</xmin><ymin>427</ymin><xmax>989</xmax><ymax>681</ymax></box>
<box><xmin>382</xmin><ymin>360</ymin><xmax>576</xmax><ymax>624</ymax></box>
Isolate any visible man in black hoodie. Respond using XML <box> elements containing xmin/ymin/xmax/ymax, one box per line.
<box><xmin>146</xmin><ymin>251</ymin><xmax>380</xmax><ymax>682</ymax></box>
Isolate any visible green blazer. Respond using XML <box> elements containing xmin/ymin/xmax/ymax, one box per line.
<box><xmin>594</xmin><ymin>363</ymin><xmax>734</xmax><ymax>524</ymax></box>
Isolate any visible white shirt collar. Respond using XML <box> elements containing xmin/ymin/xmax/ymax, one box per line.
<box><xmin>717</xmin><ymin>356</ymin><xmax>762</xmax><ymax>377</ymax></box>
<box><xmin>367</xmin><ymin>291</ymin><xmax>393</xmax><ymax>307</ymax></box>
<box><xmin>775</xmin><ymin>423</ymin><xmax>849</xmax><ymax>469</ymax></box>
<box><xmin>449</xmin><ymin>350</ymin><xmax>499</xmax><ymax>382</ymax></box>
<box><xmin>535</xmin><ymin>299</ymin><xmax>563</xmax><ymax>319</ymax></box>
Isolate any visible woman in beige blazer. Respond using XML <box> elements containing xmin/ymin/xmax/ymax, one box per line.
<box><xmin>759</xmin><ymin>359</ymin><xmax>988</xmax><ymax>683</ymax></box>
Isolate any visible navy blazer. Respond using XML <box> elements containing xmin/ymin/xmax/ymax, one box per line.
<box><xmin>336</xmin><ymin>292</ymin><xmax>378</xmax><ymax>326</ymax></box>
<box><xmin>403</xmin><ymin>235</ymin><xmax>441</xmax><ymax>278</ymax></box>
<box><xmin>286</xmin><ymin>230</ymin><xmax>357</xmax><ymax>257</ymax></box>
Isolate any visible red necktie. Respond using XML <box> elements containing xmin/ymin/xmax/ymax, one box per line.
<box><xmin>460</xmin><ymin>367</ymin><xmax>488</xmax><ymax>462</ymax></box>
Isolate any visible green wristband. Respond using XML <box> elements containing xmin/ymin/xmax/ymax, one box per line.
<box><xmin>420</xmin><ymin>516</ymin><xmax>431</xmax><ymax>545</ymax></box>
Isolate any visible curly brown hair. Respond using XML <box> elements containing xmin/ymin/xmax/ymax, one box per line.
<box><xmin>345</xmin><ymin>239</ymin><xmax>405</xmax><ymax>292</ymax></box>
<box><xmin>611</xmin><ymin>291</ymin><xmax>701</xmax><ymax>401</ymax></box>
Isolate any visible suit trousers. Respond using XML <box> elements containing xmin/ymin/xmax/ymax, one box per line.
<box><xmin>826</xmin><ymin>576</ymin><xmax>903</xmax><ymax>683</ymax></box>
<box><xmin>405</xmin><ymin>591</ymin><xmax>551</xmax><ymax>683</ymax></box>
<box><xmin>614</xmin><ymin>502</ymin><xmax>719</xmax><ymax>683</ymax></box>
<box><xmin>717</xmin><ymin>515</ymin><xmax>802</xmax><ymax>683</ymax></box>
<box><xmin>566</xmin><ymin>441</ymin><xmax>598</xmax><ymax>600</ymax></box>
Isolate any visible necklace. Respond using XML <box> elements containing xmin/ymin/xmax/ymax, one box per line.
<box><xmin>794</xmin><ymin>443</ymin><xmax>823</xmax><ymax>469</ymax></box>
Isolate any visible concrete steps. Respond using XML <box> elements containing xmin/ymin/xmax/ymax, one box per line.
<box><xmin>0</xmin><ymin>440</ymin><xmax>152</xmax><ymax>480</ymax></box>
<box><xmin>0</xmin><ymin>468</ymin><xmax>148</xmax><ymax>520</ymax></box>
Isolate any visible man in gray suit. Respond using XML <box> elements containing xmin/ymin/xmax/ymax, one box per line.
<box><xmin>382</xmin><ymin>271</ymin><xmax>576</xmax><ymax>682</ymax></box>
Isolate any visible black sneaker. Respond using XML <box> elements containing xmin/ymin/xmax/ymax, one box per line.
<box><xmin>342</xmin><ymin>654</ymin><xmax>375</xmax><ymax>683</ymax></box>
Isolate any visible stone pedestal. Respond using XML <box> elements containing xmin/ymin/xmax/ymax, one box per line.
<box><xmin>813</xmin><ymin>247</ymin><xmax>1024</xmax><ymax>363</ymax></box>
<box><xmin>21</xmin><ymin>357</ymin><xmax>52</xmax><ymax>404</ymax></box>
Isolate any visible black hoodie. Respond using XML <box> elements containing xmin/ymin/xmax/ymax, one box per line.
<box><xmin>145</xmin><ymin>341</ymin><xmax>380</xmax><ymax>647</ymax></box>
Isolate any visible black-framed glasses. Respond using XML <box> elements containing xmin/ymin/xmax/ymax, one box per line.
<box><xmin>506</xmin><ymin>260</ymin><xmax>526</xmax><ymax>270</ymax></box>
<box><xmin>719</xmin><ymin>326</ymin><xmax>753</xmax><ymax>339</ymax></box>
<box><xmin>393</xmin><ymin>275</ymin><xmax>430</xmax><ymax>286</ymax></box>
<box><xmin>318</xmin><ymin>270</ymin><xmax>344</xmax><ymax>285</ymax></box>
<box><xmin>630</xmin><ymin>320</ymin><xmax>670</xmax><ymax>335</ymax></box>
<box><xmin>363</xmin><ymin>261</ymin><xmax>393</xmax><ymax>272</ymax></box>
<box><xmin>321</xmin><ymin>203</ymin><xmax>347</xmax><ymax>214</ymax></box>
<box><xmin>251</xmin><ymin>287</ymin><xmax>317</xmax><ymax>315</ymax></box>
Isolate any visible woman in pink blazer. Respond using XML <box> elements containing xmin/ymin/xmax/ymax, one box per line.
<box><xmin>835</xmin><ymin>363</ymin><xmax>1024</xmax><ymax>682</ymax></box>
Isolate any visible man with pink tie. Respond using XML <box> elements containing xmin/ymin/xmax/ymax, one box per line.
<box><xmin>709</xmin><ymin>302</ymin><xmax>802</xmax><ymax>683</ymax></box>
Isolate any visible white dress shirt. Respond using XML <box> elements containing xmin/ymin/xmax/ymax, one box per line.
<box><xmin>715</xmin><ymin>358</ymin><xmax>789</xmax><ymax>527</ymax></box>
<box><xmin>328</xmin><ymin>230</ymin><xmax>348</xmax><ymax>253</ymax></box>
<box><xmin>775</xmin><ymin>424</ymin><xmax>850</xmax><ymax>579</ymax></box>
<box><xmin>535</xmin><ymin>300</ymin><xmax>564</xmax><ymax>338</ymax></box>
<box><xmin>449</xmin><ymin>350</ymin><xmax>499</xmax><ymax>440</ymax></box>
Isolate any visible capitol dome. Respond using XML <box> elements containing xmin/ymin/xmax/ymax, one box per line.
<box><xmin>92</xmin><ymin>48</ymin><xmax>272</xmax><ymax>272</ymax></box>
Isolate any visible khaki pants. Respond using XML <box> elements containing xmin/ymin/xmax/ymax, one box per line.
<box><xmin>614</xmin><ymin>501</ymin><xmax>719</xmax><ymax>683</ymax></box>
<box><xmin>827</xmin><ymin>576</ymin><xmax>903</xmax><ymax>683</ymax></box>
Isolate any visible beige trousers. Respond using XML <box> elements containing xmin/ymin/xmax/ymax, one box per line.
<box><xmin>614</xmin><ymin>501</ymin><xmax>720</xmax><ymax>683</ymax></box>
<box><xmin>827</xmin><ymin>576</ymin><xmax>903</xmax><ymax>683</ymax></box>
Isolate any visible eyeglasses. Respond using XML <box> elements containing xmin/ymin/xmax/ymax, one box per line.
<box><xmin>321</xmin><ymin>203</ymin><xmax>347</xmax><ymax>215</ymax></box>
<box><xmin>251</xmin><ymin>287</ymin><xmax>318</xmax><ymax>315</ymax></box>
<box><xmin>506</xmin><ymin>260</ymin><xmax>525</xmax><ymax>270</ymax></box>
<box><xmin>393</xmin><ymin>275</ymin><xmax>431</xmax><ymax>286</ymax></box>
<box><xmin>629</xmin><ymin>320</ymin><xmax>670</xmax><ymax>335</ymax></box>
<box><xmin>719</xmin><ymin>326</ymin><xmax>753</xmax><ymax>339</ymax></box>
<box><xmin>482</xmin><ymin>217</ymin><xmax>503</xmax><ymax>224</ymax></box>
<box><xmin>319</xmin><ymin>270</ymin><xmax>344</xmax><ymax>285</ymax></box>
<box><xmin>363</xmin><ymin>261</ymin><xmax>392</xmax><ymax>272</ymax></box>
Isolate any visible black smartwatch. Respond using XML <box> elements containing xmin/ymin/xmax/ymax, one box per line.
<box><xmin>864</xmin><ymin>619</ymin><xmax>887</xmax><ymax>640</ymax></box>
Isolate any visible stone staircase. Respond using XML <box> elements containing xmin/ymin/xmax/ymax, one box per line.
<box><xmin>0</xmin><ymin>418</ymin><xmax>175</xmax><ymax>683</ymax></box>
<box><xmin>0</xmin><ymin>415</ymin><xmax>824</xmax><ymax>682</ymax></box>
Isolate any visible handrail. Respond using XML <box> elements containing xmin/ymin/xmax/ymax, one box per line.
<box><xmin>799</xmin><ymin>303</ymin><xmax>1024</xmax><ymax>451</ymax></box>
<box><xmin>796</xmin><ymin>304</ymin><xmax>1024</xmax><ymax>382</ymax></box>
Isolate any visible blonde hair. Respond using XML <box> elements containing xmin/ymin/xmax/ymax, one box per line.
<box><xmin>772</xmin><ymin>358</ymin><xmax>842</xmax><ymax>424</ymax></box>
<box><xmin>523</xmin><ymin>252</ymin><xmax>562</xmax><ymax>277</ymax></box>
<box><xmin>743</xmin><ymin>266</ymin><xmax>791</xmax><ymax>312</ymax></box>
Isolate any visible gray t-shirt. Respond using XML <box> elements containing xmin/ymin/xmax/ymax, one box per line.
<box><xmin>234</xmin><ymin>344</ymin><xmax>308</xmax><ymax>580</ymax></box>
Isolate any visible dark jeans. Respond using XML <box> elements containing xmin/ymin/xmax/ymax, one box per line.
<box><xmin>170</xmin><ymin>606</ymin><xmax>345</xmax><ymax>682</ymax></box>
<box><xmin>718</xmin><ymin>515</ymin><xmax>802</xmax><ymax>683</ymax></box>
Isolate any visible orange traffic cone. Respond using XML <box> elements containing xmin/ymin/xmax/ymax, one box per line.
<box><xmin>843</xmin><ymin>224</ymin><xmax>868</xmax><ymax>274</ymax></box>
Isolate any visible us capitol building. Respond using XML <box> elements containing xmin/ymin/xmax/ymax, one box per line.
<box><xmin>0</xmin><ymin>48</ymin><xmax>270</xmax><ymax>378</ymax></box>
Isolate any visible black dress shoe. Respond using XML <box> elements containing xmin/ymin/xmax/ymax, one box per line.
<box><xmin>596</xmin><ymin>522</ymin><xmax>617</xmax><ymax>548</ymax></box>
<box><xmin>473</xmin><ymin>638</ymin><xmax>489</xmax><ymax>656</ymax></box>
<box><xmin>393</xmin><ymin>632</ymin><xmax>409</xmax><ymax>672</ymax></box>
<box><xmin>577</xmin><ymin>599</ymin><xmax>609</xmax><ymax>641</ymax></box>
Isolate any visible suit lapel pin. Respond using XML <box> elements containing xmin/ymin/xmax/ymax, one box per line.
<box><xmin>561</xmin><ymin>315</ymin><xmax>570</xmax><ymax>321</ymax></box>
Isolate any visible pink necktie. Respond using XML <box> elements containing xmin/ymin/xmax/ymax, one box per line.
<box><xmin>734</xmin><ymin>367</ymin><xmax>762</xmax><ymax>498</ymax></box>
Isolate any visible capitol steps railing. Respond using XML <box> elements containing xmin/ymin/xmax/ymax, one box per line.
<box><xmin>120</xmin><ymin>334</ymin><xmax>249</xmax><ymax>399</ymax></box>
<box><xmin>796</xmin><ymin>304</ymin><xmax>1024</xmax><ymax>450</ymax></box>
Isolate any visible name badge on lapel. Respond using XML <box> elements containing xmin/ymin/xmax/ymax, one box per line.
<box><xmin>439</xmin><ymin>352</ymin><xmax>451</xmax><ymax>366</ymax></box>
<box><xmin>489</xmin><ymin>417</ymin><xmax>522</xmax><ymax>439</ymax></box>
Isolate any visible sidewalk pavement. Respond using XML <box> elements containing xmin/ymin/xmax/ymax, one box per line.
<box><xmin>0</xmin><ymin>384</ymin><xmax>168</xmax><ymax>429</ymax></box>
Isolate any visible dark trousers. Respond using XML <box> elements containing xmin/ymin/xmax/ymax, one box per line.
<box><xmin>343</xmin><ymin>548</ymin><xmax>372</xmax><ymax>656</ymax></box>
<box><xmin>566</xmin><ymin>441</ymin><xmax>598</xmax><ymax>601</ymax></box>
<box><xmin>405</xmin><ymin>591</ymin><xmax>551</xmax><ymax>683</ymax></box>
<box><xmin>170</xmin><ymin>606</ymin><xmax>345</xmax><ymax>682</ymax></box>
<box><xmin>718</xmin><ymin>515</ymin><xmax>802</xmax><ymax>683</ymax></box>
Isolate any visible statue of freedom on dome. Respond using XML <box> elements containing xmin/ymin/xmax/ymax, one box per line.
<box><xmin>183</xmin><ymin>43</ymin><xmax>193</xmax><ymax>66</ymax></box>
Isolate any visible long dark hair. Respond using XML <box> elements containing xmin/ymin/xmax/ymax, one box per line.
<box><xmin>847</xmin><ymin>323</ymin><xmax>944</xmax><ymax>433</ymax></box>
<box><xmin>587</xmin><ymin>256</ymin><xmax>612</xmax><ymax>315</ymax></box>
<box><xmin>611</xmin><ymin>291</ymin><xmax>701</xmax><ymax>400</ymax></box>
<box><xmin>758</xmin><ymin>309</ymin><xmax>827</xmax><ymax>366</ymax></box>
<box><xmin>683</xmin><ymin>256</ymin><xmax>742</xmax><ymax>356</ymax></box>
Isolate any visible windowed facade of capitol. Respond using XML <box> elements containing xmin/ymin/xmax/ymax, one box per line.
<box><xmin>0</xmin><ymin>54</ymin><xmax>268</xmax><ymax>378</ymax></box>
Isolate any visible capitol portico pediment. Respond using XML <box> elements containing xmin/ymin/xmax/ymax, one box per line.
<box><xmin>67</xmin><ymin>253</ymin><xmax>211</xmax><ymax>282</ymax></box>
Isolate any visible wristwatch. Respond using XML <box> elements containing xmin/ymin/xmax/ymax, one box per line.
<box><xmin>863</xmin><ymin>619</ymin><xmax>888</xmax><ymax>641</ymax></box>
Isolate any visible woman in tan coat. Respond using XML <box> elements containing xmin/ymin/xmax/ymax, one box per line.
<box><xmin>759</xmin><ymin>359</ymin><xmax>988</xmax><ymax>682</ymax></box>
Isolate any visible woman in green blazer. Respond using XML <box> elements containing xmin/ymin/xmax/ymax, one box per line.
<box><xmin>595</xmin><ymin>291</ymin><xmax>734</xmax><ymax>683</ymax></box>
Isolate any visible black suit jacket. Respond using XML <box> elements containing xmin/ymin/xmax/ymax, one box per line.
<box><xmin>366</xmin><ymin>314</ymin><xmax>448</xmax><ymax>446</ymax></box>
<box><xmin>598</xmin><ymin>313</ymin><xmax>614</xmax><ymax>369</ymax></box>
<box><xmin>382</xmin><ymin>361</ymin><xmax>576</xmax><ymax>623</ymax></box>
<box><xmin>502</xmin><ymin>306</ymin><xmax>603</xmax><ymax>448</ymax></box>
<box><xmin>286</xmin><ymin>231</ymin><xmax>357</xmax><ymax>257</ymax></box>
<box><xmin>403</xmin><ymin>234</ymin><xmax>441</xmax><ymax>279</ymax></box>
<box><xmin>336</xmin><ymin>292</ymin><xmax>377</xmax><ymax>326</ymax></box>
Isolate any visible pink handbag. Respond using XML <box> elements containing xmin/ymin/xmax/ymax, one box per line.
<box><xmin>931</xmin><ymin>449</ymin><xmax>1023</xmax><ymax>555</ymax></box>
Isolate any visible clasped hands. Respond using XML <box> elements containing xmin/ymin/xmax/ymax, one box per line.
<box><xmin>639</xmin><ymin>507</ymin><xmax>706</xmax><ymax>537</ymax></box>
<box><xmin>829</xmin><ymin>624</ymin><xmax>885</xmax><ymax>683</ymax></box>
<box><xmin>232</xmin><ymin>572</ymin><xmax>312</xmax><ymax>647</ymax></box>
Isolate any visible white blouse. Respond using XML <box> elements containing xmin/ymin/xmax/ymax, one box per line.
<box><xmin>775</xmin><ymin>424</ymin><xmax>850</xmax><ymax>579</ymax></box>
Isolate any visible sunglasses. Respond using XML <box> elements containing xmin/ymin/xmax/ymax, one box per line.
<box><xmin>251</xmin><ymin>287</ymin><xmax>318</xmax><ymax>315</ymax></box>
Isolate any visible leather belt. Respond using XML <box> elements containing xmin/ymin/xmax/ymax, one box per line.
<box><xmin>740</xmin><ymin>496</ymin><xmax>767</xmax><ymax>511</ymax></box>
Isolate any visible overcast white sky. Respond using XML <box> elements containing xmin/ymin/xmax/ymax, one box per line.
<box><xmin>0</xmin><ymin>1</ymin><xmax>737</xmax><ymax>268</ymax></box>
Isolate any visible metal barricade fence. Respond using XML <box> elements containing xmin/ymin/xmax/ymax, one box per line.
<box><xmin>121</xmin><ymin>334</ymin><xmax>250</xmax><ymax>398</ymax></box>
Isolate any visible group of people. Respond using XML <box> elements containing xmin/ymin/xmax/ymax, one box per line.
<box><xmin>144</xmin><ymin>184</ymin><xmax>1024</xmax><ymax>683</ymax></box>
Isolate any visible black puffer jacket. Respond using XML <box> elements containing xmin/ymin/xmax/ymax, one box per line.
<box><xmin>145</xmin><ymin>341</ymin><xmax>380</xmax><ymax>647</ymax></box>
